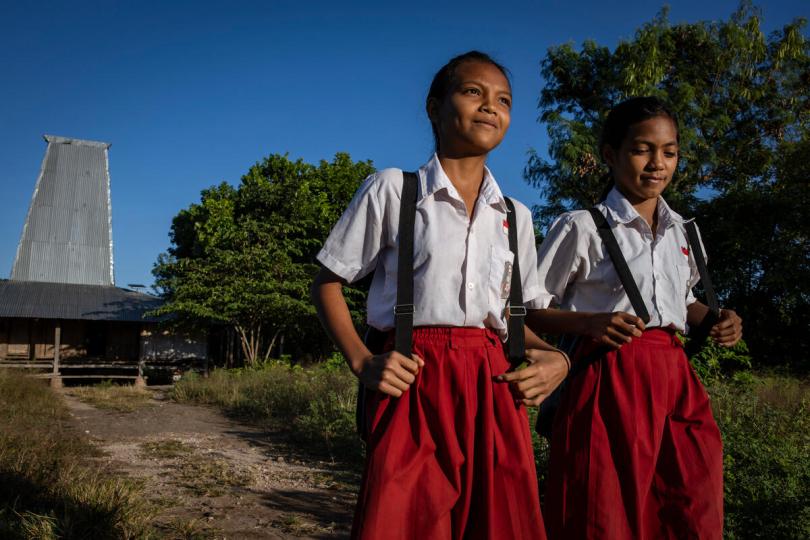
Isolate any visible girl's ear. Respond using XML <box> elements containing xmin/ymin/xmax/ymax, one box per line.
<box><xmin>601</xmin><ymin>144</ymin><xmax>617</xmax><ymax>170</ymax></box>
<box><xmin>426</xmin><ymin>97</ymin><xmax>439</xmax><ymax>124</ymax></box>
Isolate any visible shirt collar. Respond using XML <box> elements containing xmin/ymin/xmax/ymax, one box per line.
<box><xmin>603</xmin><ymin>186</ymin><xmax>683</xmax><ymax>228</ymax></box>
<box><xmin>418</xmin><ymin>153</ymin><xmax>508</xmax><ymax>212</ymax></box>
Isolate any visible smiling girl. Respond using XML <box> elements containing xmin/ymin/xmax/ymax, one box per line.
<box><xmin>312</xmin><ymin>51</ymin><xmax>560</xmax><ymax>539</ymax></box>
<box><xmin>526</xmin><ymin>97</ymin><xmax>742</xmax><ymax>539</ymax></box>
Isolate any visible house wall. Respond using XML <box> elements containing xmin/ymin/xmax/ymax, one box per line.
<box><xmin>0</xmin><ymin>318</ymin><xmax>141</xmax><ymax>362</ymax></box>
<box><xmin>139</xmin><ymin>328</ymin><xmax>207</xmax><ymax>362</ymax></box>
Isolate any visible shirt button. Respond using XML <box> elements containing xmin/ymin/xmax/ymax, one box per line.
<box><xmin>467</xmin><ymin>282</ymin><xmax>475</xmax><ymax>290</ymax></box>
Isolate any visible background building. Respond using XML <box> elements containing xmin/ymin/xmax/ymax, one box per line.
<box><xmin>0</xmin><ymin>135</ymin><xmax>205</xmax><ymax>384</ymax></box>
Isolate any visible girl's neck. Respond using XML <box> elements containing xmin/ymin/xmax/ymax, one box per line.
<box><xmin>634</xmin><ymin>198</ymin><xmax>659</xmax><ymax>228</ymax></box>
<box><xmin>437</xmin><ymin>154</ymin><xmax>488</xmax><ymax>219</ymax></box>
<box><xmin>616</xmin><ymin>185</ymin><xmax>659</xmax><ymax>230</ymax></box>
<box><xmin>437</xmin><ymin>154</ymin><xmax>487</xmax><ymax>192</ymax></box>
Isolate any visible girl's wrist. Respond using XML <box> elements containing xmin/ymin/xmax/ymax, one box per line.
<box><xmin>347</xmin><ymin>348</ymin><xmax>373</xmax><ymax>377</ymax></box>
<box><xmin>555</xmin><ymin>349</ymin><xmax>571</xmax><ymax>372</ymax></box>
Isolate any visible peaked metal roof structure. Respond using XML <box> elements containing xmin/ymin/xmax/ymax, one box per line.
<box><xmin>12</xmin><ymin>135</ymin><xmax>114</xmax><ymax>286</ymax></box>
<box><xmin>0</xmin><ymin>280</ymin><xmax>162</xmax><ymax>322</ymax></box>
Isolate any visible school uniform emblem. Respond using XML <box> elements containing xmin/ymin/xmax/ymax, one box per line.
<box><xmin>681</xmin><ymin>246</ymin><xmax>690</xmax><ymax>256</ymax></box>
<box><xmin>503</xmin><ymin>219</ymin><xmax>509</xmax><ymax>235</ymax></box>
<box><xmin>500</xmin><ymin>261</ymin><xmax>512</xmax><ymax>299</ymax></box>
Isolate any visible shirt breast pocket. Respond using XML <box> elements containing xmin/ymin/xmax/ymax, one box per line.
<box><xmin>489</xmin><ymin>245</ymin><xmax>515</xmax><ymax>314</ymax></box>
<box><xmin>674</xmin><ymin>263</ymin><xmax>692</xmax><ymax>301</ymax></box>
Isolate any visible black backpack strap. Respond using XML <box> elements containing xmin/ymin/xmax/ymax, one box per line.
<box><xmin>394</xmin><ymin>171</ymin><xmax>419</xmax><ymax>357</ymax></box>
<box><xmin>588</xmin><ymin>208</ymin><xmax>651</xmax><ymax>324</ymax></box>
<box><xmin>504</xmin><ymin>197</ymin><xmax>525</xmax><ymax>366</ymax></box>
<box><xmin>683</xmin><ymin>220</ymin><xmax>720</xmax><ymax>355</ymax></box>
<box><xmin>357</xmin><ymin>171</ymin><xmax>418</xmax><ymax>441</ymax></box>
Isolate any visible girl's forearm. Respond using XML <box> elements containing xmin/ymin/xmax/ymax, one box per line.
<box><xmin>686</xmin><ymin>301</ymin><xmax>710</xmax><ymax>328</ymax></box>
<box><xmin>524</xmin><ymin>324</ymin><xmax>558</xmax><ymax>351</ymax></box>
<box><xmin>311</xmin><ymin>268</ymin><xmax>371</xmax><ymax>375</ymax></box>
<box><xmin>527</xmin><ymin>308</ymin><xmax>593</xmax><ymax>336</ymax></box>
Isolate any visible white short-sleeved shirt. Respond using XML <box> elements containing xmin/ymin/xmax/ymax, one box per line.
<box><xmin>317</xmin><ymin>154</ymin><xmax>541</xmax><ymax>339</ymax></box>
<box><xmin>528</xmin><ymin>187</ymin><xmax>704</xmax><ymax>332</ymax></box>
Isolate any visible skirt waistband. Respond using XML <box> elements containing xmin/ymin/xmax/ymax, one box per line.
<box><xmin>379</xmin><ymin>326</ymin><xmax>501</xmax><ymax>349</ymax></box>
<box><xmin>634</xmin><ymin>327</ymin><xmax>682</xmax><ymax>346</ymax></box>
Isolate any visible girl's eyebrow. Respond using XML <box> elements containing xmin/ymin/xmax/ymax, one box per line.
<box><xmin>457</xmin><ymin>79</ymin><xmax>512</xmax><ymax>95</ymax></box>
<box><xmin>631</xmin><ymin>139</ymin><xmax>679</xmax><ymax>147</ymax></box>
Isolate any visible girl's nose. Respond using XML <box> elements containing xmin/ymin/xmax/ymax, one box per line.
<box><xmin>481</xmin><ymin>95</ymin><xmax>497</xmax><ymax>114</ymax></box>
<box><xmin>649</xmin><ymin>151</ymin><xmax>666</xmax><ymax>169</ymax></box>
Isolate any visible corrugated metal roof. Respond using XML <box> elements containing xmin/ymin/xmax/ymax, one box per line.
<box><xmin>0</xmin><ymin>280</ymin><xmax>162</xmax><ymax>322</ymax></box>
<box><xmin>11</xmin><ymin>135</ymin><xmax>114</xmax><ymax>285</ymax></box>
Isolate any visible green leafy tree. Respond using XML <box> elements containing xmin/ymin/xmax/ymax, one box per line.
<box><xmin>152</xmin><ymin>153</ymin><xmax>374</xmax><ymax>365</ymax></box>
<box><xmin>526</xmin><ymin>2</ymin><xmax>809</xmax><ymax>368</ymax></box>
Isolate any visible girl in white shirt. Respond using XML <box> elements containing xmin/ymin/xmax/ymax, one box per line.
<box><xmin>312</xmin><ymin>51</ymin><xmax>566</xmax><ymax>540</ymax></box>
<box><xmin>526</xmin><ymin>96</ymin><xmax>742</xmax><ymax>540</ymax></box>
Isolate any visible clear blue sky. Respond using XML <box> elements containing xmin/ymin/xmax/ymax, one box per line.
<box><xmin>1</xmin><ymin>1</ymin><xmax>806</xmax><ymax>289</ymax></box>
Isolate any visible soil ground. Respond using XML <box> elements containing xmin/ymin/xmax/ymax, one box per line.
<box><xmin>60</xmin><ymin>385</ymin><xmax>359</xmax><ymax>539</ymax></box>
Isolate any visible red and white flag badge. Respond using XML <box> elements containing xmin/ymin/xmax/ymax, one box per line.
<box><xmin>681</xmin><ymin>246</ymin><xmax>690</xmax><ymax>256</ymax></box>
<box><xmin>503</xmin><ymin>219</ymin><xmax>509</xmax><ymax>235</ymax></box>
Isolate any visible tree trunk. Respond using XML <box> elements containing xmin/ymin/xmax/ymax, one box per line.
<box><xmin>262</xmin><ymin>329</ymin><xmax>281</xmax><ymax>363</ymax></box>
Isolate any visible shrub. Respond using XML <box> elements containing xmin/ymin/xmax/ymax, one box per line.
<box><xmin>173</xmin><ymin>358</ymin><xmax>361</xmax><ymax>464</ymax></box>
<box><xmin>710</xmin><ymin>375</ymin><xmax>810</xmax><ymax>539</ymax></box>
<box><xmin>684</xmin><ymin>336</ymin><xmax>752</xmax><ymax>382</ymax></box>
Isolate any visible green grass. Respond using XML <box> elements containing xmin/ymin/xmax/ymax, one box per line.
<box><xmin>0</xmin><ymin>369</ymin><xmax>157</xmax><ymax>539</ymax></box>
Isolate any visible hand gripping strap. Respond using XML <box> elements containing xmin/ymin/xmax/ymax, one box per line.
<box><xmin>393</xmin><ymin>171</ymin><xmax>418</xmax><ymax>358</ymax></box>
<box><xmin>588</xmin><ymin>208</ymin><xmax>651</xmax><ymax>324</ymax></box>
<box><xmin>683</xmin><ymin>220</ymin><xmax>720</xmax><ymax>356</ymax></box>
<box><xmin>504</xmin><ymin>198</ymin><xmax>525</xmax><ymax>366</ymax></box>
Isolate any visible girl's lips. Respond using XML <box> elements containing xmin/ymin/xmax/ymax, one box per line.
<box><xmin>473</xmin><ymin>120</ymin><xmax>498</xmax><ymax>129</ymax></box>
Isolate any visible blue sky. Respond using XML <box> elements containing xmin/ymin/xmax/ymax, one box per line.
<box><xmin>1</xmin><ymin>1</ymin><xmax>807</xmax><ymax>289</ymax></box>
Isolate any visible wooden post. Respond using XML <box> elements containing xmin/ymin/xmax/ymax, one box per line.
<box><xmin>50</xmin><ymin>321</ymin><xmax>62</xmax><ymax>389</ymax></box>
<box><xmin>135</xmin><ymin>325</ymin><xmax>146</xmax><ymax>388</ymax></box>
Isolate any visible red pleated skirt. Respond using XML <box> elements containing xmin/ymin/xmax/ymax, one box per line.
<box><xmin>544</xmin><ymin>329</ymin><xmax>723</xmax><ymax>540</ymax></box>
<box><xmin>352</xmin><ymin>327</ymin><xmax>546</xmax><ymax>540</ymax></box>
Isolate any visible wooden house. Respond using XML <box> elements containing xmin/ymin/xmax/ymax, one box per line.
<box><xmin>0</xmin><ymin>135</ymin><xmax>206</xmax><ymax>385</ymax></box>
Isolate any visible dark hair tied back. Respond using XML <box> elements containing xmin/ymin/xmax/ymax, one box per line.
<box><xmin>426</xmin><ymin>51</ymin><xmax>511</xmax><ymax>150</ymax></box>
<box><xmin>597</xmin><ymin>96</ymin><xmax>679</xmax><ymax>201</ymax></box>
<box><xmin>600</xmin><ymin>96</ymin><xmax>679</xmax><ymax>151</ymax></box>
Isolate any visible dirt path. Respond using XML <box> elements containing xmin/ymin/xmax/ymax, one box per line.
<box><xmin>60</xmin><ymin>386</ymin><xmax>358</xmax><ymax>539</ymax></box>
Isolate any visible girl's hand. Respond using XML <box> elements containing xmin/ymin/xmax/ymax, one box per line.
<box><xmin>356</xmin><ymin>352</ymin><xmax>425</xmax><ymax>397</ymax></box>
<box><xmin>710</xmin><ymin>309</ymin><xmax>743</xmax><ymax>347</ymax></box>
<box><xmin>496</xmin><ymin>349</ymin><xmax>569</xmax><ymax>406</ymax></box>
<box><xmin>584</xmin><ymin>311</ymin><xmax>645</xmax><ymax>348</ymax></box>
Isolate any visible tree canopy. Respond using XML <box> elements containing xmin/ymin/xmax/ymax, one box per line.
<box><xmin>525</xmin><ymin>2</ymin><xmax>809</xmax><ymax>369</ymax></box>
<box><xmin>152</xmin><ymin>153</ymin><xmax>374</xmax><ymax>364</ymax></box>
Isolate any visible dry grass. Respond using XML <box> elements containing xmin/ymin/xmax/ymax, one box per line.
<box><xmin>0</xmin><ymin>369</ymin><xmax>157</xmax><ymax>539</ymax></box>
<box><xmin>160</xmin><ymin>517</ymin><xmax>220</xmax><ymax>540</ymax></box>
<box><xmin>271</xmin><ymin>512</ymin><xmax>332</xmax><ymax>536</ymax></box>
<box><xmin>140</xmin><ymin>439</ymin><xmax>194</xmax><ymax>460</ymax></box>
<box><xmin>139</xmin><ymin>438</ymin><xmax>254</xmax><ymax>498</ymax></box>
<box><xmin>68</xmin><ymin>381</ymin><xmax>154</xmax><ymax>412</ymax></box>
<box><xmin>176</xmin><ymin>454</ymin><xmax>255</xmax><ymax>497</ymax></box>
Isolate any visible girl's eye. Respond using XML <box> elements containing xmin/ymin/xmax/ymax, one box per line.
<box><xmin>463</xmin><ymin>87</ymin><xmax>481</xmax><ymax>95</ymax></box>
<box><xmin>499</xmin><ymin>97</ymin><xmax>512</xmax><ymax>107</ymax></box>
<box><xmin>664</xmin><ymin>152</ymin><xmax>677</xmax><ymax>158</ymax></box>
<box><xmin>631</xmin><ymin>148</ymin><xmax>649</xmax><ymax>154</ymax></box>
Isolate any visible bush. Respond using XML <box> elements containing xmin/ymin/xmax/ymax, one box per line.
<box><xmin>710</xmin><ymin>374</ymin><xmax>810</xmax><ymax>539</ymax></box>
<box><xmin>173</xmin><ymin>355</ymin><xmax>361</xmax><ymax>464</ymax></box>
<box><xmin>684</xmin><ymin>336</ymin><xmax>752</xmax><ymax>382</ymax></box>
